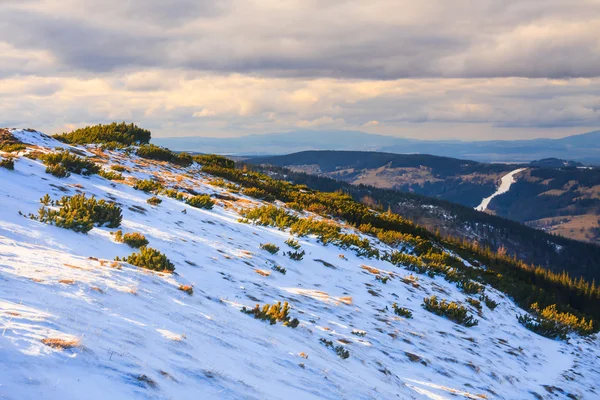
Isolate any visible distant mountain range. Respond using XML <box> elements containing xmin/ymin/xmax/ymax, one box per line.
<box><xmin>154</xmin><ymin>129</ymin><xmax>600</xmax><ymax>164</ymax></box>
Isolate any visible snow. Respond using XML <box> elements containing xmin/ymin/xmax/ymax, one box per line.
<box><xmin>1</xmin><ymin>133</ymin><xmax>599</xmax><ymax>399</ymax></box>
<box><xmin>475</xmin><ymin>168</ymin><xmax>527</xmax><ymax>212</ymax></box>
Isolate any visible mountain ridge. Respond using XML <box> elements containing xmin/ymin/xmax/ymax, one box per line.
<box><xmin>153</xmin><ymin>129</ymin><xmax>600</xmax><ymax>164</ymax></box>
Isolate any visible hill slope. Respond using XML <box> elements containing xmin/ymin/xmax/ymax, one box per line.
<box><xmin>1</xmin><ymin>130</ymin><xmax>599</xmax><ymax>399</ymax></box>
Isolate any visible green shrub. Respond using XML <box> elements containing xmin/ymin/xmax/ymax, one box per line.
<box><xmin>376</xmin><ymin>275</ymin><xmax>389</xmax><ymax>284</ymax></box>
<box><xmin>161</xmin><ymin>188</ymin><xmax>185</xmax><ymax>200</ymax></box>
<box><xmin>110</xmin><ymin>164</ymin><xmax>127</xmax><ymax>172</ymax></box>
<box><xmin>480</xmin><ymin>294</ymin><xmax>498</xmax><ymax>310</ymax></box>
<box><xmin>285</xmin><ymin>238</ymin><xmax>301</xmax><ymax>250</ymax></box>
<box><xmin>30</xmin><ymin>193</ymin><xmax>122</xmax><ymax>233</ymax></box>
<box><xmin>194</xmin><ymin>154</ymin><xmax>234</xmax><ymax>169</ymax></box>
<box><xmin>285</xmin><ymin>250</ymin><xmax>305</xmax><ymax>261</ymax></box>
<box><xmin>0</xmin><ymin>157</ymin><xmax>15</xmax><ymax>170</ymax></box>
<box><xmin>0</xmin><ymin>143</ymin><xmax>26</xmax><ymax>153</ymax></box>
<box><xmin>241</xmin><ymin>301</ymin><xmax>299</xmax><ymax>328</ymax></box>
<box><xmin>173</xmin><ymin>152</ymin><xmax>193</xmax><ymax>167</ymax></box>
<box><xmin>146</xmin><ymin>196</ymin><xmax>162</xmax><ymax>206</ymax></box>
<box><xmin>117</xmin><ymin>246</ymin><xmax>175</xmax><ymax>272</ymax></box>
<box><xmin>135</xmin><ymin>144</ymin><xmax>176</xmax><ymax>162</ymax></box>
<box><xmin>466</xmin><ymin>298</ymin><xmax>482</xmax><ymax>311</ymax></box>
<box><xmin>133</xmin><ymin>179</ymin><xmax>163</xmax><ymax>193</ymax></box>
<box><xmin>99</xmin><ymin>169</ymin><xmax>123</xmax><ymax>181</ymax></box>
<box><xmin>392</xmin><ymin>303</ymin><xmax>413</xmax><ymax>318</ymax></box>
<box><xmin>518</xmin><ymin>303</ymin><xmax>594</xmax><ymax>340</ymax></box>
<box><xmin>53</xmin><ymin>122</ymin><xmax>151</xmax><ymax>145</ymax></box>
<box><xmin>185</xmin><ymin>194</ymin><xmax>214</xmax><ymax>209</ymax></box>
<box><xmin>423</xmin><ymin>296</ymin><xmax>478</xmax><ymax>327</ymax></box>
<box><xmin>260</xmin><ymin>243</ymin><xmax>279</xmax><ymax>254</ymax></box>
<box><xmin>114</xmin><ymin>230</ymin><xmax>149</xmax><ymax>248</ymax></box>
<box><xmin>46</xmin><ymin>164</ymin><xmax>70</xmax><ymax>178</ymax></box>
<box><xmin>319</xmin><ymin>338</ymin><xmax>350</xmax><ymax>359</ymax></box>
<box><xmin>272</xmin><ymin>265</ymin><xmax>286</xmax><ymax>274</ymax></box>
<box><xmin>41</xmin><ymin>150</ymin><xmax>100</xmax><ymax>177</ymax></box>
<box><xmin>458</xmin><ymin>279</ymin><xmax>485</xmax><ymax>295</ymax></box>
<box><xmin>242</xmin><ymin>187</ymin><xmax>275</xmax><ymax>201</ymax></box>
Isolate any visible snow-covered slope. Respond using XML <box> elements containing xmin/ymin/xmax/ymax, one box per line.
<box><xmin>1</xmin><ymin>130</ymin><xmax>598</xmax><ymax>400</ymax></box>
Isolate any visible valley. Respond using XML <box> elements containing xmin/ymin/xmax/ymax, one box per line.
<box><xmin>251</xmin><ymin>151</ymin><xmax>600</xmax><ymax>245</ymax></box>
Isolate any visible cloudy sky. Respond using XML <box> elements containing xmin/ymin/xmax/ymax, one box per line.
<box><xmin>1</xmin><ymin>0</ymin><xmax>599</xmax><ymax>139</ymax></box>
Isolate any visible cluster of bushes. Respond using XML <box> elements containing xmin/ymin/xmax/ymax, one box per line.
<box><xmin>114</xmin><ymin>230</ymin><xmax>149</xmax><ymax>248</ymax></box>
<box><xmin>116</xmin><ymin>246</ymin><xmax>175</xmax><ymax>272</ymax></box>
<box><xmin>319</xmin><ymin>338</ymin><xmax>350</xmax><ymax>359</ymax></box>
<box><xmin>99</xmin><ymin>169</ymin><xmax>123</xmax><ymax>181</ymax></box>
<box><xmin>41</xmin><ymin>150</ymin><xmax>100</xmax><ymax>178</ymax></box>
<box><xmin>53</xmin><ymin>122</ymin><xmax>151</xmax><ymax>146</ymax></box>
<box><xmin>185</xmin><ymin>194</ymin><xmax>214</xmax><ymax>210</ymax></box>
<box><xmin>135</xmin><ymin>144</ymin><xmax>193</xmax><ymax>167</ymax></box>
<box><xmin>241</xmin><ymin>187</ymin><xmax>275</xmax><ymax>201</ymax></box>
<box><xmin>240</xmin><ymin>205</ymin><xmax>379</xmax><ymax>259</ymax></box>
<box><xmin>133</xmin><ymin>179</ymin><xmax>163</xmax><ymax>193</ymax></box>
<box><xmin>30</xmin><ymin>193</ymin><xmax>122</xmax><ymax>233</ymax></box>
<box><xmin>392</xmin><ymin>303</ymin><xmax>413</xmax><ymax>318</ymax></box>
<box><xmin>194</xmin><ymin>154</ymin><xmax>234</xmax><ymax>169</ymax></box>
<box><xmin>518</xmin><ymin>303</ymin><xmax>594</xmax><ymax>340</ymax></box>
<box><xmin>202</xmin><ymin>157</ymin><xmax>600</xmax><ymax>332</ymax></box>
<box><xmin>271</xmin><ymin>265</ymin><xmax>286</xmax><ymax>274</ymax></box>
<box><xmin>423</xmin><ymin>296</ymin><xmax>479</xmax><ymax>327</ymax></box>
<box><xmin>285</xmin><ymin>250</ymin><xmax>305</xmax><ymax>261</ymax></box>
<box><xmin>241</xmin><ymin>301</ymin><xmax>299</xmax><ymax>328</ymax></box>
<box><xmin>0</xmin><ymin>157</ymin><xmax>14</xmax><ymax>170</ymax></box>
<box><xmin>0</xmin><ymin>143</ymin><xmax>26</xmax><ymax>153</ymax></box>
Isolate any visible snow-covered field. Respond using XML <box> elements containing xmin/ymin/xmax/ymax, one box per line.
<box><xmin>1</xmin><ymin>131</ymin><xmax>598</xmax><ymax>399</ymax></box>
<box><xmin>475</xmin><ymin>168</ymin><xmax>527</xmax><ymax>212</ymax></box>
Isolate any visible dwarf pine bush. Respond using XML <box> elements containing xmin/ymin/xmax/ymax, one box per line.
<box><xmin>260</xmin><ymin>243</ymin><xmax>279</xmax><ymax>254</ymax></box>
<box><xmin>285</xmin><ymin>250</ymin><xmax>305</xmax><ymax>261</ymax></box>
<box><xmin>31</xmin><ymin>193</ymin><xmax>122</xmax><ymax>233</ymax></box>
<box><xmin>518</xmin><ymin>303</ymin><xmax>594</xmax><ymax>340</ymax></box>
<box><xmin>110</xmin><ymin>164</ymin><xmax>127</xmax><ymax>172</ymax></box>
<box><xmin>185</xmin><ymin>194</ymin><xmax>214</xmax><ymax>209</ymax></box>
<box><xmin>133</xmin><ymin>179</ymin><xmax>163</xmax><ymax>193</ymax></box>
<box><xmin>285</xmin><ymin>238</ymin><xmax>301</xmax><ymax>250</ymax></box>
<box><xmin>116</xmin><ymin>246</ymin><xmax>175</xmax><ymax>272</ymax></box>
<box><xmin>241</xmin><ymin>187</ymin><xmax>275</xmax><ymax>201</ymax></box>
<box><xmin>0</xmin><ymin>157</ymin><xmax>14</xmax><ymax>170</ymax></box>
<box><xmin>114</xmin><ymin>230</ymin><xmax>149</xmax><ymax>248</ymax></box>
<box><xmin>99</xmin><ymin>169</ymin><xmax>123</xmax><ymax>181</ymax></box>
<box><xmin>423</xmin><ymin>296</ymin><xmax>479</xmax><ymax>327</ymax></box>
<box><xmin>392</xmin><ymin>303</ymin><xmax>413</xmax><ymax>318</ymax></box>
<box><xmin>319</xmin><ymin>338</ymin><xmax>350</xmax><ymax>359</ymax></box>
<box><xmin>146</xmin><ymin>196</ymin><xmax>162</xmax><ymax>206</ymax></box>
<box><xmin>41</xmin><ymin>150</ymin><xmax>100</xmax><ymax>177</ymax></box>
<box><xmin>135</xmin><ymin>144</ymin><xmax>192</xmax><ymax>166</ymax></box>
<box><xmin>241</xmin><ymin>301</ymin><xmax>299</xmax><ymax>328</ymax></box>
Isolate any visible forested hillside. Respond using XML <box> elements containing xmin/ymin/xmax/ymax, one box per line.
<box><xmin>250</xmin><ymin>151</ymin><xmax>600</xmax><ymax>244</ymax></box>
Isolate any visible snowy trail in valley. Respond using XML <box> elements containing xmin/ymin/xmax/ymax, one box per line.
<box><xmin>475</xmin><ymin>168</ymin><xmax>527</xmax><ymax>212</ymax></box>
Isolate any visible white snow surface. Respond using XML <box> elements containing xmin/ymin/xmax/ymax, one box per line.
<box><xmin>475</xmin><ymin>168</ymin><xmax>527</xmax><ymax>212</ymax></box>
<box><xmin>1</xmin><ymin>131</ymin><xmax>599</xmax><ymax>399</ymax></box>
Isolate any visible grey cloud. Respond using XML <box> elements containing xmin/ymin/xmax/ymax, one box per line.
<box><xmin>1</xmin><ymin>0</ymin><xmax>599</xmax><ymax>79</ymax></box>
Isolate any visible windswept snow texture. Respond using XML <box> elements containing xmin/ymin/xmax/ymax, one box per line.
<box><xmin>475</xmin><ymin>168</ymin><xmax>527</xmax><ymax>212</ymax></box>
<box><xmin>1</xmin><ymin>131</ymin><xmax>598</xmax><ymax>400</ymax></box>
